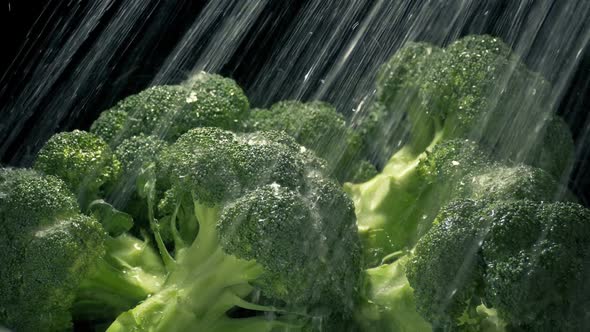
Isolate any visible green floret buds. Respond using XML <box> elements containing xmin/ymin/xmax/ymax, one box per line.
<box><xmin>34</xmin><ymin>130</ymin><xmax>121</xmax><ymax>210</ymax></box>
<box><xmin>102</xmin><ymin>127</ymin><xmax>361</xmax><ymax>332</ymax></box>
<box><xmin>90</xmin><ymin>73</ymin><xmax>249</xmax><ymax>146</ymax></box>
<box><xmin>90</xmin><ymin>109</ymin><xmax>129</xmax><ymax>147</ymax></box>
<box><xmin>246</xmin><ymin>100</ymin><xmax>369</xmax><ymax>183</ymax></box>
<box><xmin>0</xmin><ymin>168</ymin><xmax>105</xmax><ymax>332</ymax></box>
<box><xmin>406</xmin><ymin>199</ymin><xmax>590</xmax><ymax>331</ymax></box>
<box><xmin>179</xmin><ymin>71</ymin><xmax>250</xmax><ymax>133</ymax></box>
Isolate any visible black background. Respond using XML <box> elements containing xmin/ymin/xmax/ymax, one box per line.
<box><xmin>1</xmin><ymin>0</ymin><xmax>589</xmax><ymax>202</ymax></box>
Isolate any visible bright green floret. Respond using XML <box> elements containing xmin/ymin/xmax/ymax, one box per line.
<box><xmin>178</xmin><ymin>71</ymin><xmax>250</xmax><ymax>134</ymax></box>
<box><xmin>90</xmin><ymin>73</ymin><xmax>249</xmax><ymax>146</ymax></box>
<box><xmin>106</xmin><ymin>127</ymin><xmax>361</xmax><ymax>332</ymax></box>
<box><xmin>90</xmin><ymin>109</ymin><xmax>129</xmax><ymax>147</ymax></box>
<box><xmin>0</xmin><ymin>168</ymin><xmax>104</xmax><ymax>331</ymax></box>
<box><xmin>246</xmin><ymin>100</ymin><xmax>369</xmax><ymax>183</ymax></box>
<box><xmin>92</xmin><ymin>85</ymin><xmax>187</xmax><ymax>145</ymax></box>
<box><xmin>406</xmin><ymin>199</ymin><xmax>590</xmax><ymax>331</ymax></box>
<box><xmin>34</xmin><ymin>130</ymin><xmax>121</xmax><ymax>210</ymax></box>
<box><xmin>0</xmin><ymin>168</ymin><xmax>168</xmax><ymax>331</ymax></box>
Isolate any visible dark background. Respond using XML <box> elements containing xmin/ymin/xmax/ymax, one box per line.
<box><xmin>1</xmin><ymin>0</ymin><xmax>589</xmax><ymax>202</ymax></box>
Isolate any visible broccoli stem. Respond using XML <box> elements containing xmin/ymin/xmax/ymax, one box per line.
<box><xmin>73</xmin><ymin>235</ymin><xmax>166</xmax><ymax>320</ymax></box>
<box><xmin>106</xmin><ymin>244</ymin><xmax>268</xmax><ymax>331</ymax></box>
<box><xmin>345</xmin><ymin>124</ymin><xmax>445</xmax><ymax>266</ymax></box>
<box><xmin>107</xmin><ymin>193</ymin><xmax>300</xmax><ymax>331</ymax></box>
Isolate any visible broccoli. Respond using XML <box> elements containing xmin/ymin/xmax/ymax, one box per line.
<box><xmin>2</xmin><ymin>40</ymin><xmax>583</xmax><ymax>332</ymax></box>
<box><xmin>349</xmin><ymin>34</ymin><xmax>583</xmax><ymax>332</ymax></box>
<box><xmin>90</xmin><ymin>73</ymin><xmax>249</xmax><ymax>145</ymax></box>
<box><xmin>406</xmin><ymin>199</ymin><xmax>590</xmax><ymax>331</ymax></box>
<box><xmin>103</xmin><ymin>128</ymin><xmax>361</xmax><ymax>331</ymax></box>
<box><xmin>34</xmin><ymin>130</ymin><xmax>121</xmax><ymax>210</ymax></box>
<box><xmin>245</xmin><ymin>100</ymin><xmax>372</xmax><ymax>183</ymax></box>
<box><xmin>0</xmin><ymin>168</ymin><xmax>168</xmax><ymax>331</ymax></box>
<box><xmin>179</xmin><ymin>71</ymin><xmax>250</xmax><ymax>134</ymax></box>
<box><xmin>0</xmin><ymin>168</ymin><xmax>105</xmax><ymax>331</ymax></box>
<box><xmin>345</xmin><ymin>35</ymin><xmax>575</xmax><ymax>266</ymax></box>
<box><xmin>90</xmin><ymin>85</ymin><xmax>186</xmax><ymax>145</ymax></box>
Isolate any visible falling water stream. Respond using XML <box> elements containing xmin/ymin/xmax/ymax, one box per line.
<box><xmin>0</xmin><ymin>0</ymin><xmax>589</xmax><ymax>329</ymax></box>
<box><xmin>1</xmin><ymin>1</ymin><xmax>589</xmax><ymax>190</ymax></box>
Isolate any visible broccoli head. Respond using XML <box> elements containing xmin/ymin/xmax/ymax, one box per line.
<box><xmin>0</xmin><ymin>168</ymin><xmax>105</xmax><ymax>331</ymax></box>
<box><xmin>34</xmin><ymin>130</ymin><xmax>121</xmax><ymax>210</ymax></box>
<box><xmin>246</xmin><ymin>100</ymin><xmax>369</xmax><ymax>183</ymax></box>
<box><xmin>106</xmin><ymin>128</ymin><xmax>361</xmax><ymax>332</ymax></box>
<box><xmin>91</xmin><ymin>85</ymin><xmax>187</xmax><ymax>145</ymax></box>
<box><xmin>406</xmin><ymin>199</ymin><xmax>590</xmax><ymax>331</ymax></box>
<box><xmin>0</xmin><ymin>168</ymin><xmax>167</xmax><ymax>330</ymax></box>
<box><xmin>90</xmin><ymin>73</ymin><xmax>249</xmax><ymax>145</ymax></box>
<box><xmin>364</xmin><ymin>35</ymin><xmax>573</xmax><ymax>174</ymax></box>
<box><xmin>346</xmin><ymin>34</ymin><xmax>575</xmax><ymax>266</ymax></box>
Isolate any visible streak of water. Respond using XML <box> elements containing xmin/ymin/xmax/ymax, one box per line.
<box><xmin>0</xmin><ymin>0</ymin><xmax>589</xmax><ymax>329</ymax></box>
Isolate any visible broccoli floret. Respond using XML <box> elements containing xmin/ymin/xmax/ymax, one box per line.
<box><xmin>34</xmin><ymin>130</ymin><xmax>121</xmax><ymax>210</ymax></box>
<box><xmin>406</xmin><ymin>200</ymin><xmax>490</xmax><ymax>330</ymax></box>
<box><xmin>179</xmin><ymin>71</ymin><xmax>250</xmax><ymax>134</ymax></box>
<box><xmin>90</xmin><ymin>73</ymin><xmax>249</xmax><ymax>146</ymax></box>
<box><xmin>90</xmin><ymin>109</ymin><xmax>129</xmax><ymax>147</ymax></box>
<box><xmin>0</xmin><ymin>168</ymin><xmax>105</xmax><ymax>331</ymax></box>
<box><xmin>245</xmin><ymin>100</ymin><xmax>368</xmax><ymax>182</ymax></box>
<box><xmin>364</xmin><ymin>35</ymin><xmax>572</xmax><ymax>174</ymax></box>
<box><xmin>92</xmin><ymin>85</ymin><xmax>187</xmax><ymax>145</ymax></box>
<box><xmin>406</xmin><ymin>199</ymin><xmax>590</xmax><ymax>331</ymax></box>
<box><xmin>481</xmin><ymin>200</ymin><xmax>590</xmax><ymax>331</ymax></box>
<box><xmin>522</xmin><ymin>115</ymin><xmax>575</xmax><ymax>179</ymax></box>
<box><xmin>105</xmin><ymin>128</ymin><xmax>361</xmax><ymax>331</ymax></box>
<box><xmin>348</xmin><ymin>159</ymin><xmax>379</xmax><ymax>184</ymax></box>
<box><xmin>0</xmin><ymin>168</ymin><xmax>167</xmax><ymax>330</ymax></box>
<box><xmin>460</xmin><ymin>164</ymin><xmax>567</xmax><ymax>202</ymax></box>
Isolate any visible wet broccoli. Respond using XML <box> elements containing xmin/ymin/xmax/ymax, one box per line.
<box><xmin>346</xmin><ymin>139</ymin><xmax>493</xmax><ymax>266</ymax></box>
<box><xmin>90</xmin><ymin>73</ymin><xmax>249</xmax><ymax>145</ymax></box>
<box><xmin>406</xmin><ymin>199</ymin><xmax>590</xmax><ymax>331</ymax></box>
<box><xmin>105</xmin><ymin>128</ymin><xmax>361</xmax><ymax>332</ymax></box>
<box><xmin>34</xmin><ymin>130</ymin><xmax>121</xmax><ymax>210</ymax></box>
<box><xmin>0</xmin><ymin>168</ymin><xmax>167</xmax><ymax>331</ymax></box>
<box><xmin>245</xmin><ymin>100</ymin><xmax>371</xmax><ymax>183</ymax></box>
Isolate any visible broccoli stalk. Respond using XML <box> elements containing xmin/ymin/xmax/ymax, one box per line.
<box><xmin>107</xmin><ymin>200</ymin><xmax>291</xmax><ymax>332</ymax></box>
<box><xmin>105</xmin><ymin>128</ymin><xmax>361</xmax><ymax>332</ymax></box>
<box><xmin>406</xmin><ymin>199</ymin><xmax>590</xmax><ymax>331</ymax></box>
<box><xmin>355</xmin><ymin>254</ymin><xmax>432</xmax><ymax>332</ymax></box>
<box><xmin>73</xmin><ymin>233</ymin><xmax>166</xmax><ymax>321</ymax></box>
